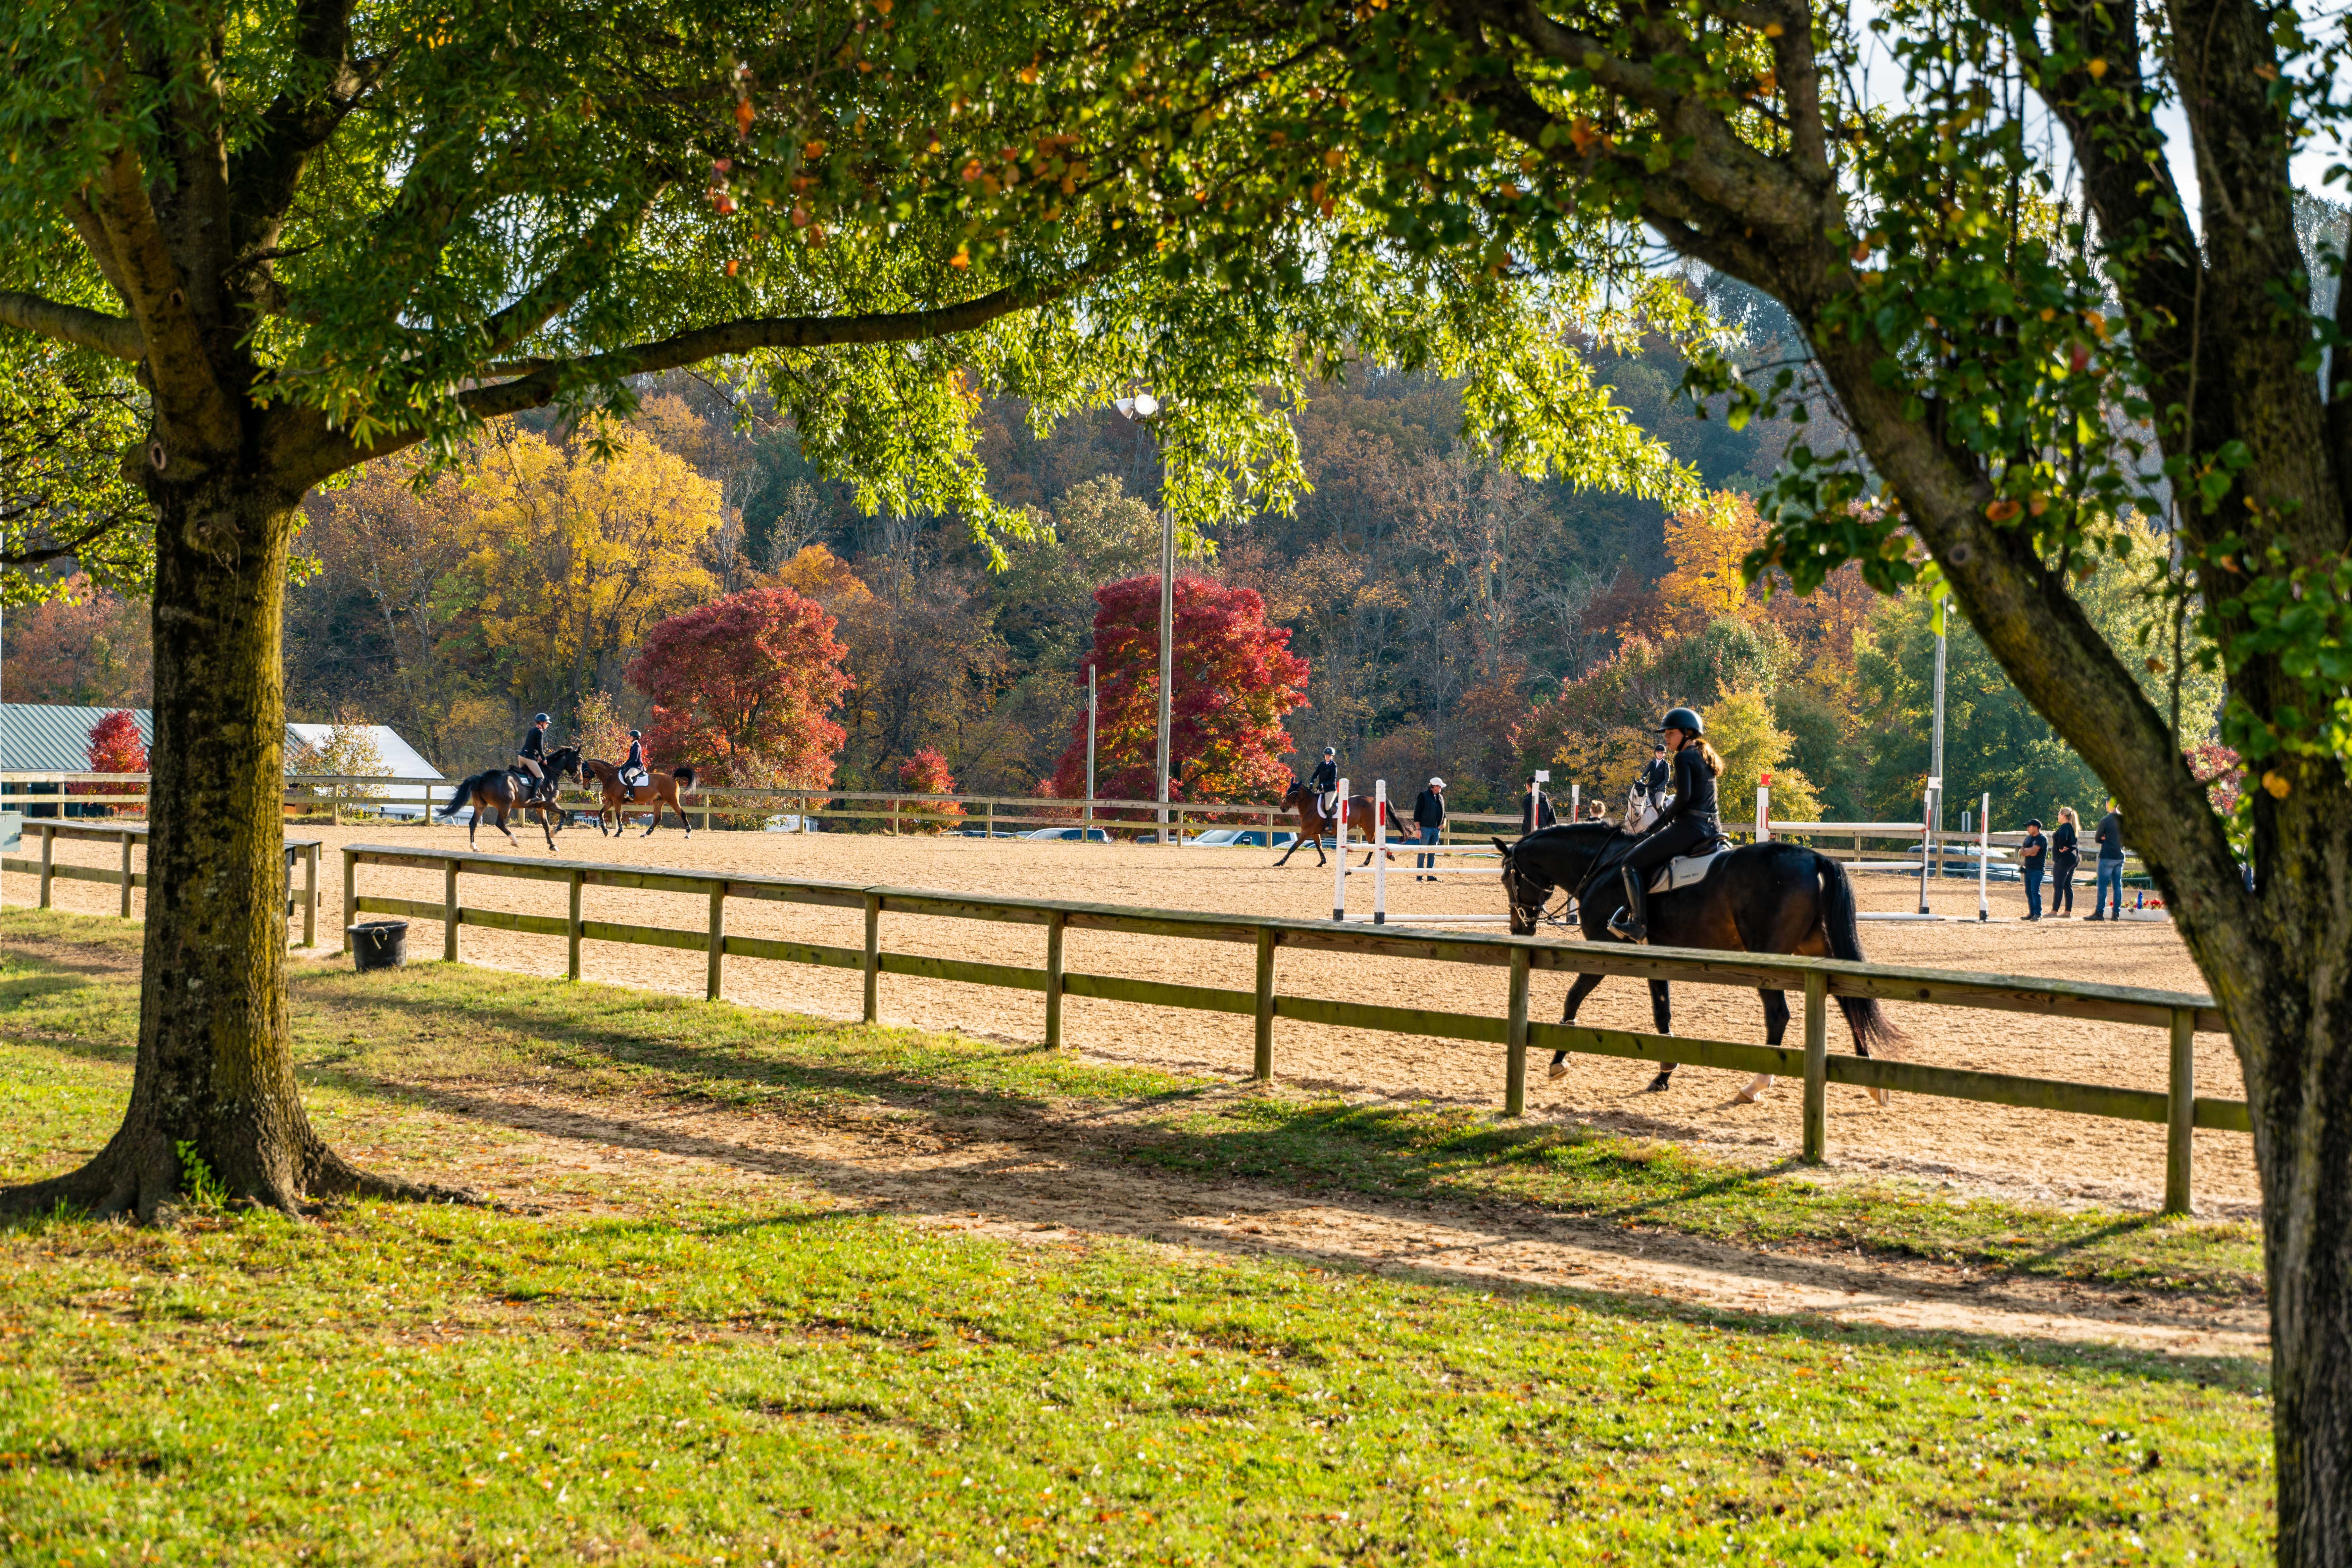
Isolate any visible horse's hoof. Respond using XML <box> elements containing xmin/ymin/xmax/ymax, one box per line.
<box><xmin>1642</xmin><ymin>1072</ymin><xmax>1673</xmax><ymax>1094</ymax></box>
<box><xmin>1870</xmin><ymin>1088</ymin><xmax>1892</xmax><ymax>1108</ymax></box>
<box><xmin>1732</xmin><ymin>1087</ymin><xmax>1761</xmax><ymax>1105</ymax></box>
<box><xmin>1546</xmin><ymin>1061</ymin><xmax>1568</xmax><ymax>1081</ymax></box>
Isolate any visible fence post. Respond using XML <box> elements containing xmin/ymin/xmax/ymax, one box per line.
<box><xmin>302</xmin><ymin>843</ymin><xmax>318</xmax><ymax>947</ymax></box>
<box><xmin>1253</xmin><ymin>927</ymin><xmax>1277</xmax><ymax>1082</ymax></box>
<box><xmin>1802</xmin><ymin>968</ymin><xmax>1828</xmax><ymax>1164</ymax></box>
<box><xmin>331</xmin><ymin>781</ymin><xmax>342</xmax><ymax>828</ymax></box>
<box><xmin>1330</xmin><ymin>777</ymin><xmax>1350</xmax><ymax>922</ymax></box>
<box><xmin>862</xmin><ymin>893</ymin><xmax>881</xmax><ymax>1023</ymax></box>
<box><xmin>2165</xmin><ymin>1007</ymin><xmax>2196</xmax><ymax>1214</ymax></box>
<box><xmin>341</xmin><ymin>849</ymin><xmax>357</xmax><ymax>954</ymax></box>
<box><xmin>443</xmin><ymin>860</ymin><xmax>459</xmax><ymax>963</ymax></box>
<box><xmin>39</xmin><ymin>823</ymin><xmax>53</xmax><ymax>909</ymax></box>
<box><xmin>987</xmin><ymin>799</ymin><xmax>996</xmax><ymax>839</ymax></box>
<box><xmin>117</xmin><ymin>830</ymin><xmax>133</xmax><ymax>918</ymax></box>
<box><xmin>706</xmin><ymin>881</ymin><xmax>727</xmax><ymax>1001</ymax></box>
<box><xmin>1505</xmin><ymin>946</ymin><xmax>1530</xmax><ymax>1117</ymax></box>
<box><xmin>1044</xmin><ymin>911</ymin><xmax>1067</xmax><ymax>1047</ymax></box>
<box><xmin>567</xmin><ymin>868</ymin><xmax>585</xmax><ymax>980</ymax></box>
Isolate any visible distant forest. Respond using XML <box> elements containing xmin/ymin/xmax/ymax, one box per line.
<box><xmin>4</xmin><ymin>280</ymin><xmax>2209</xmax><ymax>825</ymax></box>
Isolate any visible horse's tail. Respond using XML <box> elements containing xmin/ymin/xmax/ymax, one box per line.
<box><xmin>673</xmin><ymin>766</ymin><xmax>696</xmax><ymax>793</ymax></box>
<box><xmin>435</xmin><ymin>775</ymin><xmax>480</xmax><ymax>819</ymax></box>
<box><xmin>1384</xmin><ymin>800</ymin><xmax>1414</xmax><ymax>839</ymax></box>
<box><xmin>1815</xmin><ymin>850</ymin><xmax>1904</xmax><ymax>1055</ymax></box>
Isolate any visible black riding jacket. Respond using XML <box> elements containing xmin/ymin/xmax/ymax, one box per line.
<box><xmin>622</xmin><ymin>740</ymin><xmax>644</xmax><ymax>775</ymax></box>
<box><xmin>1638</xmin><ymin>756</ymin><xmax>1671</xmax><ymax>799</ymax></box>
<box><xmin>1309</xmin><ymin>758</ymin><xmax>1338</xmax><ymax>793</ymax></box>
<box><xmin>520</xmin><ymin>726</ymin><xmax>547</xmax><ymax>761</ymax></box>
<box><xmin>1648</xmin><ymin>745</ymin><xmax>1720</xmax><ymax>834</ymax></box>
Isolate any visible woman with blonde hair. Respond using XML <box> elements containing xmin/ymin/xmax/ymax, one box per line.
<box><xmin>2048</xmin><ymin>806</ymin><xmax>2081</xmax><ymax>918</ymax></box>
<box><xmin>1602</xmin><ymin>706</ymin><xmax>1724</xmax><ymax>942</ymax></box>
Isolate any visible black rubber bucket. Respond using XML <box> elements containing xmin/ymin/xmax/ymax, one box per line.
<box><xmin>347</xmin><ymin>921</ymin><xmax>409</xmax><ymax>972</ymax></box>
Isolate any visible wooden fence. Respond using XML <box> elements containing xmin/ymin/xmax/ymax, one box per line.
<box><xmin>340</xmin><ymin>842</ymin><xmax>2240</xmax><ymax>1214</ymax></box>
<box><xmin>2</xmin><ymin>820</ymin><xmax>323</xmax><ymax>946</ymax></box>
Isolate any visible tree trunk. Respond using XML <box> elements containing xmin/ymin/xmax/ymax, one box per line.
<box><xmin>3</xmin><ymin>467</ymin><xmax>452</xmax><ymax>1219</ymax></box>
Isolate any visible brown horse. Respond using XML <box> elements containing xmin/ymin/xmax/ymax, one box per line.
<box><xmin>435</xmin><ymin>747</ymin><xmax>581</xmax><ymax>850</ymax></box>
<box><xmin>1272</xmin><ymin>780</ymin><xmax>1412</xmax><ymax>868</ymax></box>
<box><xmin>580</xmin><ymin>756</ymin><xmax>700</xmax><ymax>837</ymax></box>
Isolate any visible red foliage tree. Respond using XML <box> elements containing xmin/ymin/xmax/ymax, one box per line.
<box><xmin>1052</xmin><ymin>575</ymin><xmax>1309</xmax><ymax>808</ymax></box>
<box><xmin>892</xmin><ymin>747</ymin><xmax>964</xmax><ymax>830</ymax></box>
<box><xmin>627</xmin><ymin>587</ymin><xmax>850</xmax><ymax>791</ymax></box>
<box><xmin>81</xmin><ymin>710</ymin><xmax>149</xmax><ymax>814</ymax></box>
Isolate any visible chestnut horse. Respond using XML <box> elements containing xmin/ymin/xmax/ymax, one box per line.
<box><xmin>579</xmin><ymin>756</ymin><xmax>700</xmax><ymax>837</ymax></box>
<box><xmin>1496</xmin><ymin>822</ymin><xmax>1901</xmax><ymax>1102</ymax></box>
<box><xmin>1273</xmin><ymin>780</ymin><xmax>1413</xmax><ymax>868</ymax></box>
<box><xmin>435</xmin><ymin>747</ymin><xmax>581</xmax><ymax>850</ymax></box>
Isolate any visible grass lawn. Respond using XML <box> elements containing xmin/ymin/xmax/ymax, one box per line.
<box><xmin>0</xmin><ymin>911</ymin><xmax>2274</xmax><ymax>1563</ymax></box>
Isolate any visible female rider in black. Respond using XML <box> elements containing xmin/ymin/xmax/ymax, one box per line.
<box><xmin>1605</xmin><ymin>706</ymin><xmax>1724</xmax><ymax>942</ymax></box>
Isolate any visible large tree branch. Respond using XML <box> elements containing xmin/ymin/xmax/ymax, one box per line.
<box><xmin>227</xmin><ymin>0</ymin><xmax>373</xmax><ymax>264</ymax></box>
<box><xmin>0</xmin><ymin>292</ymin><xmax>147</xmax><ymax>360</ymax></box>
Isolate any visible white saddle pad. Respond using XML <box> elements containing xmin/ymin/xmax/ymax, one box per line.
<box><xmin>1649</xmin><ymin>846</ymin><xmax>1730</xmax><ymax>895</ymax></box>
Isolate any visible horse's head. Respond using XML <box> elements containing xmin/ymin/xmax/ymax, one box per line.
<box><xmin>545</xmin><ymin>745</ymin><xmax>584</xmax><ymax>783</ymax></box>
<box><xmin>1279</xmin><ymin>778</ymin><xmax>1306</xmax><ymax>811</ymax></box>
<box><xmin>1495</xmin><ymin>824</ymin><xmax>1618</xmax><ymax>935</ymax></box>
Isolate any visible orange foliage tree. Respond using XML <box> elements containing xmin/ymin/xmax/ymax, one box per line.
<box><xmin>628</xmin><ymin>587</ymin><xmax>849</xmax><ymax>794</ymax></box>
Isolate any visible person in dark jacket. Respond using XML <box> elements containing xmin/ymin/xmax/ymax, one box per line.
<box><xmin>621</xmin><ymin>729</ymin><xmax>648</xmax><ymax>787</ymax></box>
<box><xmin>1308</xmin><ymin>747</ymin><xmax>1340</xmax><ymax>823</ymax></box>
<box><xmin>1636</xmin><ymin>744</ymin><xmax>1671</xmax><ymax>815</ymax></box>
<box><xmin>1412</xmin><ymin>777</ymin><xmax>1447</xmax><ymax>879</ymax></box>
<box><xmin>1603</xmin><ymin>707</ymin><xmax>1725</xmax><ymax>943</ymax></box>
<box><xmin>1520</xmin><ymin>782</ymin><xmax>1558</xmax><ymax>834</ymax></box>
<box><xmin>2049</xmin><ymin>807</ymin><xmax>2080</xmax><ymax>916</ymax></box>
<box><xmin>516</xmin><ymin>714</ymin><xmax>551</xmax><ymax>799</ymax></box>
<box><xmin>2090</xmin><ymin>801</ymin><xmax>2126</xmax><ymax>920</ymax></box>
<box><xmin>2019</xmin><ymin>819</ymin><xmax>2047</xmax><ymax>920</ymax></box>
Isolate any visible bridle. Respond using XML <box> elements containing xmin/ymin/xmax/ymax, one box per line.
<box><xmin>1502</xmin><ymin>858</ymin><xmax>1577</xmax><ymax>932</ymax></box>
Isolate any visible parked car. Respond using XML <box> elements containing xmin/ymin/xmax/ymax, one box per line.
<box><xmin>955</xmin><ymin>826</ymin><xmax>1027</xmax><ymax>839</ymax></box>
<box><xmin>1185</xmin><ymin>828</ymin><xmax>1298</xmax><ymax>848</ymax></box>
<box><xmin>1022</xmin><ymin>826</ymin><xmax>1112</xmax><ymax>843</ymax></box>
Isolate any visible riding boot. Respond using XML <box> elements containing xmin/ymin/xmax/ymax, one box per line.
<box><xmin>1607</xmin><ymin>865</ymin><xmax>1649</xmax><ymax>943</ymax></box>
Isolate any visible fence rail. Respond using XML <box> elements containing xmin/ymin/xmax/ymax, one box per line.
<box><xmin>2</xmin><ymin>820</ymin><xmax>322</xmax><ymax>945</ymax></box>
<box><xmin>338</xmin><ymin>841</ymin><xmax>2238</xmax><ymax>1214</ymax></box>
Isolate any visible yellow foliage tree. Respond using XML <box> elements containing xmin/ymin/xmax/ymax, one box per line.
<box><xmin>1705</xmin><ymin>687</ymin><xmax>1823</xmax><ymax>826</ymax></box>
<box><xmin>1660</xmin><ymin>491</ymin><xmax>1769</xmax><ymax>629</ymax></box>
<box><xmin>459</xmin><ymin>431</ymin><xmax>721</xmax><ymax>721</ymax></box>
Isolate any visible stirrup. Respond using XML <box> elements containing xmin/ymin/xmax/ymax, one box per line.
<box><xmin>1607</xmin><ymin>911</ymin><xmax>1647</xmax><ymax>943</ymax></box>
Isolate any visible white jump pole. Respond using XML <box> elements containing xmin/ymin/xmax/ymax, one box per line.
<box><xmin>1570</xmin><ymin>782</ymin><xmax>1580</xmax><ymax>823</ymax></box>
<box><xmin>1372</xmin><ymin>779</ymin><xmax>1387</xmax><ymax>926</ymax></box>
<box><xmin>1917</xmin><ymin>785</ymin><xmax>1934</xmax><ymax>914</ymax></box>
<box><xmin>1978</xmin><ymin>790</ymin><xmax>1991</xmax><ymax>922</ymax></box>
<box><xmin>1526</xmin><ymin>778</ymin><xmax>1537</xmax><ymax>834</ymax></box>
<box><xmin>1331</xmin><ymin>777</ymin><xmax>1350</xmax><ymax>923</ymax></box>
<box><xmin>1757</xmin><ymin>777</ymin><xmax>1771</xmax><ymax>842</ymax></box>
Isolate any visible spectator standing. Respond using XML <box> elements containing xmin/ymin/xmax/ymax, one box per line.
<box><xmin>1412</xmin><ymin>777</ymin><xmax>1447</xmax><ymax>880</ymax></box>
<box><xmin>1520</xmin><ymin>780</ymin><xmax>1558</xmax><ymax>834</ymax></box>
<box><xmin>2090</xmin><ymin>800</ymin><xmax>2126</xmax><ymax>921</ymax></box>
<box><xmin>2019</xmin><ymin>819</ymin><xmax>2047</xmax><ymax>921</ymax></box>
<box><xmin>2049</xmin><ymin>807</ymin><xmax>2080</xmax><ymax>917</ymax></box>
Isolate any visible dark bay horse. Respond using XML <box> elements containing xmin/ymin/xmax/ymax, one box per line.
<box><xmin>1496</xmin><ymin>823</ymin><xmax>1900</xmax><ymax>1101</ymax></box>
<box><xmin>437</xmin><ymin>747</ymin><xmax>582</xmax><ymax>850</ymax></box>
<box><xmin>1273</xmin><ymin>780</ymin><xmax>1412</xmax><ymax>868</ymax></box>
<box><xmin>579</xmin><ymin>756</ymin><xmax>700</xmax><ymax>837</ymax></box>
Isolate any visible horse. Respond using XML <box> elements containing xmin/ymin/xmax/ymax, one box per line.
<box><xmin>436</xmin><ymin>746</ymin><xmax>582</xmax><ymax>850</ymax></box>
<box><xmin>578</xmin><ymin>756</ymin><xmax>700</xmax><ymax>838</ymax></box>
<box><xmin>1273</xmin><ymin>779</ymin><xmax>1413</xmax><ymax>868</ymax></box>
<box><xmin>1495</xmin><ymin>822</ymin><xmax>1901</xmax><ymax>1103</ymax></box>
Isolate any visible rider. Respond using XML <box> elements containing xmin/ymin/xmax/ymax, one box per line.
<box><xmin>621</xmin><ymin>729</ymin><xmax>648</xmax><ymax>789</ymax></box>
<box><xmin>1309</xmin><ymin>746</ymin><xmax>1340</xmax><ymax>821</ymax></box>
<box><xmin>516</xmin><ymin>714</ymin><xmax>552</xmax><ymax>801</ymax></box>
<box><xmin>1637</xmin><ymin>742</ymin><xmax>1672</xmax><ymax>811</ymax></box>
<box><xmin>1605</xmin><ymin>707</ymin><xmax>1725</xmax><ymax>943</ymax></box>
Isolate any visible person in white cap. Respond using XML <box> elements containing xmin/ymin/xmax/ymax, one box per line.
<box><xmin>1412</xmin><ymin>777</ymin><xmax>1447</xmax><ymax>879</ymax></box>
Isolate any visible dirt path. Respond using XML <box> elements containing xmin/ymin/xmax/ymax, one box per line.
<box><xmin>394</xmin><ymin>1074</ymin><xmax>2268</xmax><ymax>1363</ymax></box>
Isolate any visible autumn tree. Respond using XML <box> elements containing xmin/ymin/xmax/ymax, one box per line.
<box><xmin>629</xmin><ymin>587</ymin><xmax>849</xmax><ymax>795</ymax></box>
<box><xmin>1659</xmin><ymin>492</ymin><xmax>1769</xmax><ymax>630</ymax></box>
<box><xmin>1052</xmin><ymin>575</ymin><xmax>1308</xmax><ymax>807</ymax></box>
<box><xmin>0</xmin><ymin>577</ymin><xmax>150</xmax><ymax>705</ymax></box>
<box><xmin>892</xmin><ymin>747</ymin><xmax>964</xmax><ymax>832</ymax></box>
<box><xmin>79</xmin><ymin>711</ymin><xmax>148</xmax><ymax>814</ymax></box>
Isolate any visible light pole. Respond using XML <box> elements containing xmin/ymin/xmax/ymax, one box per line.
<box><xmin>1114</xmin><ymin>393</ymin><xmax>1175</xmax><ymax>845</ymax></box>
<box><xmin>1085</xmin><ymin>662</ymin><xmax>1097</xmax><ymax>830</ymax></box>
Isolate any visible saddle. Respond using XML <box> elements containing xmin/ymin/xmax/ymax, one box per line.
<box><xmin>1648</xmin><ymin>845</ymin><xmax>1730</xmax><ymax>895</ymax></box>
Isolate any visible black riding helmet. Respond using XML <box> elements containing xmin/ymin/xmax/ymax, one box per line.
<box><xmin>1659</xmin><ymin>706</ymin><xmax>1704</xmax><ymax>736</ymax></box>
<box><xmin>628</xmin><ymin>729</ymin><xmax>642</xmax><ymax>739</ymax></box>
<box><xmin>533</xmin><ymin>712</ymin><xmax>550</xmax><ymax>725</ymax></box>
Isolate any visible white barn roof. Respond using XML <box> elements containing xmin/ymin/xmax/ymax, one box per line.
<box><xmin>1</xmin><ymin>704</ymin><xmax>440</xmax><ymax>780</ymax></box>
